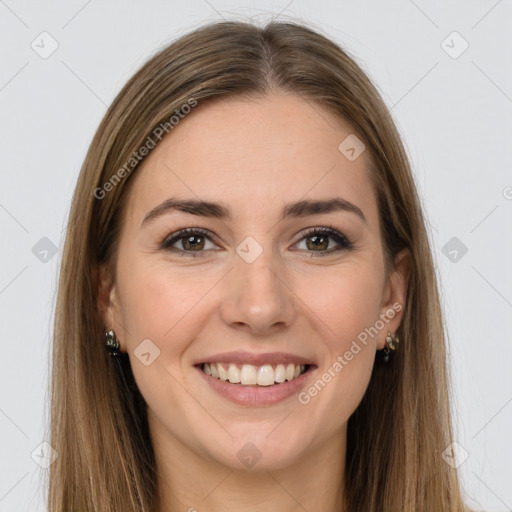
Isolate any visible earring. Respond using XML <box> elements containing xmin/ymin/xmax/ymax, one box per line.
<box><xmin>380</xmin><ymin>331</ymin><xmax>399</xmax><ymax>363</ymax></box>
<box><xmin>105</xmin><ymin>329</ymin><xmax>120</xmax><ymax>357</ymax></box>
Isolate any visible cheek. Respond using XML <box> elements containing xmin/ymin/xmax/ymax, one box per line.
<box><xmin>109</xmin><ymin>245</ymin><xmax>386</xmax><ymax>468</ymax></box>
<box><xmin>115</xmin><ymin>259</ymin><xmax>213</xmax><ymax>352</ymax></box>
<box><xmin>294</xmin><ymin>260</ymin><xmax>383</xmax><ymax>419</ymax></box>
<box><xmin>300</xmin><ymin>259</ymin><xmax>384</xmax><ymax>350</ymax></box>
<box><xmin>114</xmin><ymin>259</ymin><xmax>215</xmax><ymax>420</ymax></box>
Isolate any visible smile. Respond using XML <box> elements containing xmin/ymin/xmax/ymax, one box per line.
<box><xmin>202</xmin><ymin>362</ymin><xmax>309</xmax><ymax>386</ymax></box>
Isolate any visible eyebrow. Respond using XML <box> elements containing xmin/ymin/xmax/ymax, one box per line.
<box><xmin>141</xmin><ymin>197</ymin><xmax>367</xmax><ymax>227</ymax></box>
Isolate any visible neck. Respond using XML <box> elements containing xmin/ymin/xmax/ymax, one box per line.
<box><xmin>151</xmin><ymin>422</ymin><xmax>347</xmax><ymax>512</ymax></box>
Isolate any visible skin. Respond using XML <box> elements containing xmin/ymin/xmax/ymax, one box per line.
<box><xmin>99</xmin><ymin>92</ymin><xmax>411</xmax><ymax>512</ymax></box>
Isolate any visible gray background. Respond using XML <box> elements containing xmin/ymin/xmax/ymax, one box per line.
<box><xmin>1</xmin><ymin>1</ymin><xmax>511</xmax><ymax>510</ymax></box>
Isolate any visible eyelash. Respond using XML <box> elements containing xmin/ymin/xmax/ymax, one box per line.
<box><xmin>159</xmin><ymin>226</ymin><xmax>354</xmax><ymax>258</ymax></box>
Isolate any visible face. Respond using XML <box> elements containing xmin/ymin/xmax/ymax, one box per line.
<box><xmin>100</xmin><ymin>92</ymin><xmax>409</xmax><ymax>472</ymax></box>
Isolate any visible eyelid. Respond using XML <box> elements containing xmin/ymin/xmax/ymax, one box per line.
<box><xmin>292</xmin><ymin>226</ymin><xmax>354</xmax><ymax>254</ymax></box>
<box><xmin>294</xmin><ymin>225</ymin><xmax>352</xmax><ymax>245</ymax></box>
<box><xmin>159</xmin><ymin>225</ymin><xmax>354</xmax><ymax>255</ymax></box>
<box><xmin>159</xmin><ymin>227</ymin><xmax>220</xmax><ymax>251</ymax></box>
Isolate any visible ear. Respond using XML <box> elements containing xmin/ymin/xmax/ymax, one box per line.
<box><xmin>377</xmin><ymin>248</ymin><xmax>412</xmax><ymax>349</ymax></box>
<box><xmin>95</xmin><ymin>263</ymin><xmax>126</xmax><ymax>353</ymax></box>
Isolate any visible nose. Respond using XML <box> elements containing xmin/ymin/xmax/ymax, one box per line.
<box><xmin>219</xmin><ymin>248</ymin><xmax>297</xmax><ymax>336</ymax></box>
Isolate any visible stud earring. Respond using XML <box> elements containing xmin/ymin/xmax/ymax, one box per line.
<box><xmin>105</xmin><ymin>329</ymin><xmax>120</xmax><ymax>357</ymax></box>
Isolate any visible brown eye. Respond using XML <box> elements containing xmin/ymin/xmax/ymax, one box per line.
<box><xmin>295</xmin><ymin>227</ymin><xmax>353</xmax><ymax>256</ymax></box>
<box><xmin>160</xmin><ymin>228</ymin><xmax>217</xmax><ymax>256</ymax></box>
<box><xmin>180</xmin><ymin>234</ymin><xmax>206</xmax><ymax>251</ymax></box>
<box><xmin>305</xmin><ymin>233</ymin><xmax>330</xmax><ymax>251</ymax></box>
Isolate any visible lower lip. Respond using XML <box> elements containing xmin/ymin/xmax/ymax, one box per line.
<box><xmin>196</xmin><ymin>366</ymin><xmax>315</xmax><ymax>406</ymax></box>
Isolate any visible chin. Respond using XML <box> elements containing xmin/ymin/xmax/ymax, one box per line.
<box><xmin>198</xmin><ymin>427</ymin><xmax>311</xmax><ymax>472</ymax></box>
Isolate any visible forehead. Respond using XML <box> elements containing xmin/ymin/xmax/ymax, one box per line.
<box><xmin>124</xmin><ymin>93</ymin><xmax>379</xmax><ymax>228</ymax></box>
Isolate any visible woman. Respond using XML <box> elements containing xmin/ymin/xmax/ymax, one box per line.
<box><xmin>48</xmin><ymin>19</ymin><xmax>469</xmax><ymax>511</ymax></box>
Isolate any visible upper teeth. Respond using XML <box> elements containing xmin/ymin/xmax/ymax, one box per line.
<box><xmin>202</xmin><ymin>363</ymin><xmax>306</xmax><ymax>386</ymax></box>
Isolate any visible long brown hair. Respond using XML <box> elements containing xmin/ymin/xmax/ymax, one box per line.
<box><xmin>48</xmin><ymin>19</ymin><xmax>467</xmax><ymax>511</ymax></box>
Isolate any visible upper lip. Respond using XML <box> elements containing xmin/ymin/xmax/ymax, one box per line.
<box><xmin>194</xmin><ymin>351</ymin><xmax>316</xmax><ymax>367</ymax></box>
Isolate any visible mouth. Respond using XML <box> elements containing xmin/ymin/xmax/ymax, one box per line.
<box><xmin>193</xmin><ymin>353</ymin><xmax>317</xmax><ymax>406</ymax></box>
<box><xmin>198</xmin><ymin>362</ymin><xmax>311</xmax><ymax>386</ymax></box>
